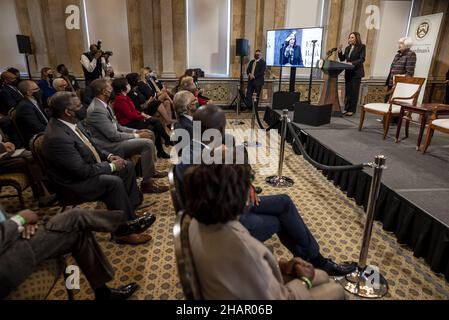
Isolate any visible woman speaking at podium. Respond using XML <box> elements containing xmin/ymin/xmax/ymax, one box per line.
<box><xmin>338</xmin><ymin>32</ymin><xmax>366</xmax><ymax>117</ymax></box>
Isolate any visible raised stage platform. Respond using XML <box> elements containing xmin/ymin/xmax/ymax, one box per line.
<box><xmin>264</xmin><ymin>107</ymin><xmax>449</xmax><ymax>281</ymax></box>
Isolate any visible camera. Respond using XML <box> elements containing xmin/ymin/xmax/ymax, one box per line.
<box><xmin>97</xmin><ymin>40</ymin><xmax>113</xmax><ymax>57</ymax></box>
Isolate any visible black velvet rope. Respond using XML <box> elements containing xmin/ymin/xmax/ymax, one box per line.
<box><xmin>287</xmin><ymin>122</ymin><xmax>369</xmax><ymax>172</ymax></box>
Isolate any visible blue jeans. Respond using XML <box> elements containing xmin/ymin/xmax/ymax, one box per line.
<box><xmin>239</xmin><ymin>194</ymin><xmax>320</xmax><ymax>261</ymax></box>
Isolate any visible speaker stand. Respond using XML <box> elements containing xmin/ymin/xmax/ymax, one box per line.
<box><xmin>25</xmin><ymin>53</ymin><xmax>32</xmax><ymax>80</ymax></box>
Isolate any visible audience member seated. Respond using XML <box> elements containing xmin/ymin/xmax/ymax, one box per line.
<box><xmin>42</xmin><ymin>92</ymin><xmax>156</xmax><ymax>245</ymax></box>
<box><xmin>6</xmin><ymin>68</ymin><xmax>22</xmax><ymax>84</ymax></box>
<box><xmin>173</xmin><ymin>93</ymin><xmax>234</xmax><ymax>155</ymax></box>
<box><xmin>52</xmin><ymin>78</ymin><xmax>69</xmax><ymax>92</ymax></box>
<box><xmin>56</xmin><ymin>64</ymin><xmax>80</xmax><ymax>93</ymax></box>
<box><xmin>185</xmin><ymin>163</ymin><xmax>345</xmax><ymax>300</ymax></box>
<box><xmin>139</xmin><ymin>67</ymin><xmax>173</xmax><ymax>120</ymax></box>
<box><xmin>0</xmin><ymin>71</ymin><xmax>23</xmax><ymax>115</ymax></box>
<box><xmin>112</xmin><ymin>77</ymin><xmax>171</xmax><ymax>160</ymax></box>
<box><xmin>0</xmin><ymin>207</ymin><xmax>144</xmax><ymax>300</ymax></box>
<box><xmin>176</xmin><ymin>69</ymin><xmax>210</xmax><ymax>102</ymax></box>
<box><xmin>128</xmin><ymin>72</ymin><xmax>172</xmax><ymax>123</ymax></box>
<box><xmin>173</xmin><ymin>90</ymin><xmax>198</xmax><ymax>139</ymax></box>
<box><xmin>126</xmin><ymin>73</ymin><xmax>173</xmax><ymax>153</ymax></box>
<box><xmin>0</xmin><ymin>128</ymin><xmax>54</xmax><ymax>206</ymax></box>
<box><xmin>16</xmin><ymin>80</ymin><xmax>49</xmax><ymax>148</ymax></box>
<box><xmin>175</xmin><ymin>104</ymin><xmax>355</xmax><ymax>276</ymax></box>
<box><xmin>86</xmin><ymin>79</ymin><xmax>169</xmax><ymax>194</ymax></box>
<box><xmin>37</xmin><ymin>67</ymin><xmax>56</xmax><ymax>109</ymax></box>
<box><xmin>178</xmin><ymin>76</ymin><xmax>208</xmax><ymax>106</ymax></box>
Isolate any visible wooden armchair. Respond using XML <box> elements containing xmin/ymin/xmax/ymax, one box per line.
<box><xmin>0</xmin><ymin>172</ymin><xmax>31</xmax><ymax>209</ymax></box>
<box><xmin>421</xmin><ymin>104</ymin><xmax>449</xmax><ymax>154</ymax></box>
<box><xmin>173</xmin><ymin>210</ymin><xmax>203</xmax><ymax>300</ymax></box>
<box><xmin>359</xmin><ymin>76</ymin><xmax>426</xmax><ymax>139</ymax></box>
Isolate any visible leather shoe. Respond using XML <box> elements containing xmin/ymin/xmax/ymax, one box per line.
<box><xmin>254</xmin><ymin>186</ymin><xmax>263</xmax><ymax>194</ymax></box>
<box><xmin>141</xmin><ymin>180</ymin><xmax>169</xmax><ymax>193</ymax></box>
<box><xmin>115</xmin><ymin>233</ymin><xmax>152</xmax><ymax>245</ymax></box>
<box><xmin>152</xmin><ymin>171</ymin><xmax>169</xmax><ymax>178</ymax></box>
<box><xmin>38</xmin><ymin>194</ymin><xmax>58</xmax><ymax>208</ymax></box>
<box><xmin>320</xmin><ymin>259</ymin><xmax>357</xmax><ymax>277</ymax></box>
<box><xmin>115</xmin><ymin>213</ymin><xmax>156</xmax><ymax>237</ymax></box>
<box><xmin>108</xmin><ymin>283</ymin><xmax>140</xmax><ymax>300</ymax></box>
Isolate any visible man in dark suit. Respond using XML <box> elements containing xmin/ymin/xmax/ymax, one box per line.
<box><xmin>42</xmin><ymin>92</ymin><xmax>155</xmax><ymax>245</ymax></box>
<box><xmin>0</xmin><ymin>207</ymin><xmax>142</xmax><ymax>300</ymax></box>
<box><xmin>0</xmin><ymin>71</ymin><xmax>23</xmax><ymax>115</ymax></box>
<box><xmin>15</xmin><ymin>81</ymin><xmax>49</xmax><ymax>148</ymax></box>
<box><xmin>245</xmin><ymin>49</ymin><xmax>266</xmax><ymax>110</ymax></box>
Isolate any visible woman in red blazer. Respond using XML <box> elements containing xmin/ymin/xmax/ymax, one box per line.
<box><xmin>112</xmin><ymin>78</ymin><xmax>170</xmax><ymax>158</ymax></box>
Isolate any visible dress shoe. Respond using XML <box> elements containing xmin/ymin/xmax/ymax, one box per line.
<box><xmin>165</xmin><ymin>141</ymin><xmax>175</xmax><ymax>147</ymax></box>
<box><xmin>114</xmin><ymin>213</ymin><xmax>156</xmax><ymax>237</ymax></box>
<box><xmin>141</xmin><ymin>180</ymin><xmax>169</xmax><ymax>193</ymax></box>
<box><xmin>109</xmin><ymin>283</ymin><xmax>140</xmax><ymax>300</ymax></box>
<box><xmin>320</xmin><ymin>259</ymin><xmax>357</xmax><ymax>277</ymax></box>
<box><xmin>115</xmin><ymin>233</ymin><xmax>152</xmax><ymax>245</ymax></box>
<box><xmin>152</xmin><ymin>171</ymin><xmax>169</xmax><ymax>178</ymax></box>
<box><xmin>38</xmin><ymin>194</ymin><xmax>58</xmax><ymax>208</ymax></box>
<box><xmin>158</xmin><ymin>151</ymin><xmax>171</xmax><ymax>159</ymax></box>
<box><xmin>344</xmin><ymin>112</ymin><xmax>354</xmax><ymax>117</ymax></box>
<box><xmin>254</xmin><ymin>186</ymin><xmax>263</xmax><ymax>194</ymax></box>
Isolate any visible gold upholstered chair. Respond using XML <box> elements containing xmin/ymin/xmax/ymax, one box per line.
<box><xmin>359</xmin><ymin>76</ymin><xmax>426</xmax><ymax>139</ymax></box>
<box><xmin>173</xmin><ymin>210</ymin><xmax>203</xmax><ymax>300</ymax></box>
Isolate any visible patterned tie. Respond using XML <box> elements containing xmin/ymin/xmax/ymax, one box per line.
<box><xmin>75</xmin><ymin>126</ymin><xmax>101</xmax><ymax>163</ymax></box>
<box><xmin>252</xmin><ymin>60</ymin><xmax>258</xmax><ymax>75</ymax></box>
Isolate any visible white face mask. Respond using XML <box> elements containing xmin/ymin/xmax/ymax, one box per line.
<box><xmin>149</xmin><ymin>72</ymin><xmax>157</xmax><ymax>78</ymax></box>
<box><xmin>126</xmin><ymin>84</ymin><xmax>131</xmax><ymax>93</ymax></box>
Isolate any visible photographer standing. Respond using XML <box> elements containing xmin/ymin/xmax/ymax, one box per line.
<box><xmin>80</xmin><ymin>43</ymin><xmax>112</xmax><ymax>86</ymax></box>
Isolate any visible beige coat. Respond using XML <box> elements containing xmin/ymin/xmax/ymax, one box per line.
<box><xmin>189</xmin><ymin>219</ymin><xmax>345</xmax><ymax>300</ymax></box>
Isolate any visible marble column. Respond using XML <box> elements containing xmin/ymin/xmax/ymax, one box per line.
<box><xmin>127</xmin><ymin>0</ymin><xmax>144</xmax><ymax>72</ymax></box>
<box><xmin>159</xmin><ymin>0</ymin><xmax>176</xmax><ymax>78</ymax></box>
<box><xmin>231</xmin><ymin>0</ymin><xmax>245</xmax><ymax>77</ymax></box>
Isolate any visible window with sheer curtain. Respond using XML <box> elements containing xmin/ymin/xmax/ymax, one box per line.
<box><xmin>186</xmin><ymin>0</ymin><xmax>231</xmax><ymax>77</ymax></box>
<box><xmin>81</xmin><ymin>0</ymin><xmax>131</xmax><ymax>75</ymax></box>
<box><xmin>0</xmin><ymin>0</ymin><xmax>27</xmax><ymax>74</ymax></box>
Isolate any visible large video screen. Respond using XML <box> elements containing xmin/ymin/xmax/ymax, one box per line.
<box><xmin>266</xmin><ymin>27</ymin><xmax>323</xmax><ymax>68</ymax></box>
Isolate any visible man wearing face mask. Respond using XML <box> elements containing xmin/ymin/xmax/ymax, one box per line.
<box><xmin>37</xmin><ymin>67</ymin><xmax>56</xmax><ymax>109</ymax></box>
<box><xmin>42</xmin><ymin>92</ymin><xmax>156</xmax><ymax>245</ymax></box>
<box><xmin>0</xmin><ymin>71</ymin><xmax>23</xmax><ymax>115</ymax></box>
<box><xmin>15</xmin><ymin>81</ymin><xmax>50</xmax><ymax>148</ymax></box>
<box><xmin>245</xmin><ymin>49</ymin><xmax>266</xmax><ymax>111</ymax></box>
<box><xmin>56</xmin><ymin>64</ymin><xmax>80</xmax><ymax>93</ymax></box>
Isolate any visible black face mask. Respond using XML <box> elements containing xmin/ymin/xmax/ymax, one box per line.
<box><xmin>255</xmin><ymin>54</ymin><xmax>261</xmax><ymax>60</ymax></box>
<box><xmin>61</xmin><ymin>69</ymin><xmax>69</xmax><ymax>76</ymax></box>
<box><xmin>75</xmin><ymin>107</ymin><xmax>87</xmax><ymax>121</ymax></box>
<box><xmin>48</xmin><ymin>74</ymin><xmax>54</xmax><ymax>81</ymax></box>
<box><xmin>32</xmin><ymin>90</ymin><xmax>42</xmax><ymax>101</ymax></box>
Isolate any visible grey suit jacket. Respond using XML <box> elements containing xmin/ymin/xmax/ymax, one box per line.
<box><xmin>189</xmin><ymin>219</ymin><xmax>311</xmax><ymax>300</ymax></box>
<box><xmin>86</xmin><ymin>98</ymin><xmax>136</xmax><ymax>154</ymax></box>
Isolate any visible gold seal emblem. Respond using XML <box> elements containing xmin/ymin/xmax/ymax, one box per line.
<box><xmin>318</xmin><ymin>59</ymin><xmax>325</xmax><ymax>69</ymax></box>
<box><xmin>416</xmin><ymin>21</ymin><xmax>430</xmax><ymax>39</ymax></box>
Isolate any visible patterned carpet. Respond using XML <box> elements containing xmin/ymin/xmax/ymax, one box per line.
<box><xmin>2</xmin><ymin>117</ymin><xmax>449</xmax><ymax>300</ymax></box>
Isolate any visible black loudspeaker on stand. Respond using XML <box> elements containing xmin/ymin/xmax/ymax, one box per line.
<box><xmin>293</xmin><ymin>39</ymin><xmax>332</xmax><ymax>127</ymax></box>
<box><xmin>16</xmin><ymin>35</ymin><xmax>32</xmax><ymax>80</ymax></box>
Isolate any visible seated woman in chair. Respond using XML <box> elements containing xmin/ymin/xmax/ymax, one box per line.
<box><xmin>184</xmin><ymin>163</ymin><xmax>345</xmax><ymax>300</ymax></box>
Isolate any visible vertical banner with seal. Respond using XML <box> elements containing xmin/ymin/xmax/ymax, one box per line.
<box><xmin>408</xmin><ymin>13</ymin><xmax>443</xmax><ymax>103</ymax></box>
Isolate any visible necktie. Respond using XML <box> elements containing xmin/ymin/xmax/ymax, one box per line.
<box><xmin>252</xmin><ymin>60</ymin><xmax>258</xmax><ymax>75</ymax></box>
<box><xmin>75</xmin><ymin>126</ymin><xmax>101</xmax><ymax>163</ymax></box>
<box><xmin>31</xmin><ymin>100</ymin><xmax>48</xmax><ymax>124</ymax></box>
<box><xmin>150</xmin><ymin>78</ymin><xmax>161</xmax><ymax>94</ymax></box>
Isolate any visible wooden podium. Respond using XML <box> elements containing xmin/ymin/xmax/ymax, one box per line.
<box><xmin>317</xmin><ymin>60</ymin><xmax>354</xmax><ymax>116</ymax></box>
